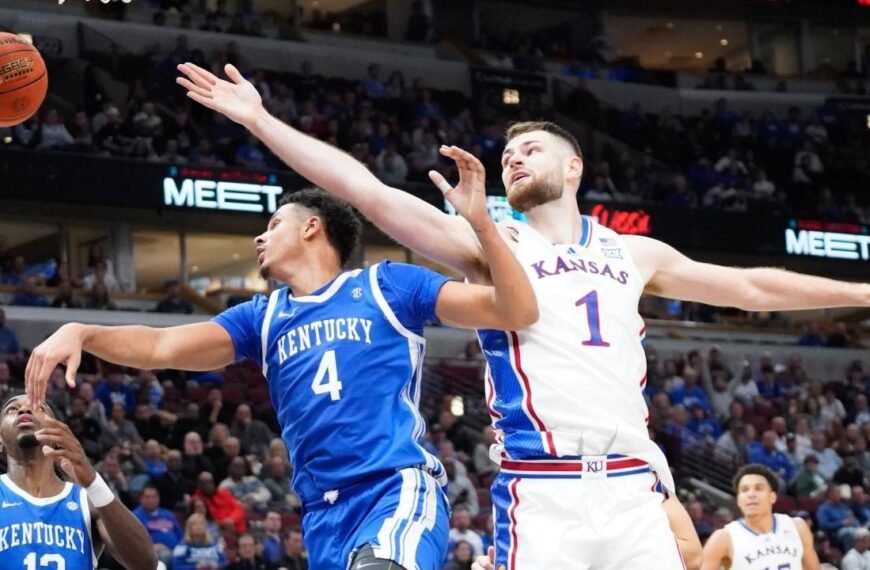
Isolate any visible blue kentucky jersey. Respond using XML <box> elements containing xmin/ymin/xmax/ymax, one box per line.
<box><xmin>214</xmin><ymin>261</ymin><xmax>450</xmax><ymax>504</ymax></box>
<box><xmin>0</xmin><ymin>474</ymin><xmax>96</xmax><ymax>570</ymax></box>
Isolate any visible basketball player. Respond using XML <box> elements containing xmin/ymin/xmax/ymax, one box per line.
<box><xmin>0</xmin><ymin>394</ymin><xmax>157</xmax><ymax>570</ymax></box>
<box><xmin>173</xmin><ymin>63</ymin><xmax>868</xmax><ymax>568</ymax></box>
<box><xmin>24</xmin><ymin>178</ymin><xmax>539</xmax><ymax>569</ymax></box>
<box><xmin>702</xmin><ymin>464</ymin><xmax>819</xmax><ymax>570</ymax></box>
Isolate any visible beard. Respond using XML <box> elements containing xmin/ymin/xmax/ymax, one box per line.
<box><xmin>258</xmin><ymin>264</ymin><xmax>270</xmax><ymax>280</ymax></box>
<box><xmin>16</xmin><ymin>433</ymin><xmax>38</xmax><ymax>449</ymax></box>
<box><xmin>507</xmin><ymin>175</ymin><xmax>563</xmax><ymax>212</ymax></box>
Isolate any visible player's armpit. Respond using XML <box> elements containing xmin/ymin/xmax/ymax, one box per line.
<box><xmin>434</xmin><ymin>281</ymin><xmax>538</xmax><ymax>331</ymax></box>
<box><xmin>92</xmin><ymin>504</ymin><xmax>158</xmax><ymax>570</ymax></box>
<box><xmin>793</xmin><ymin>517</ymin><xmax>821</xmax><ymax>570</ymax></box>
<box><xmin>700</xmin><ymin>529</ymin><xmax>732</xmax><ymax>570</ymax></box>
<box><xmin>663</xmin><ymin>496</ymin><xmax>702</xmax><ymax>570</ymax></box>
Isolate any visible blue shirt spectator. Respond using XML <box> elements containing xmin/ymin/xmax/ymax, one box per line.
<box><xmin>686</xmin><ymin>406</ymin><xmax>723</xmax><ymax>440</ymax></box>
<box><xmin>749</xmin><ymin>431</ymin><xmax>795</xmax><ymax>482</ymax></box>
<box><xmin>172</xmin><ymin>513</ymin><xmax>227</xmax><ymax>570</ymax></box>
<box><xmin>817</xmin><ymin>487</ymin><xmax>857</xmax><ymax>533</ymax></box>
<box><xmin>0</xmin><ymin>309</ymin><xmax>21</xmax><ymax>356</ymax></box>
<box><xmin>134</xmin><ymin>486</ymin><xmax>183</xmax><ymax>551</ymax></box>
<box><xmin>95</xmin><ymin>371</ymin><xmax>138</xmax><ymax>414</ymax></box>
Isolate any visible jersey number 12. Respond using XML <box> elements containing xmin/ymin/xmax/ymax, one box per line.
<box><xmin>311</xmin><ymin>349</ymin><xmax>343</xmax><ymax>401</ymax></box>
<box><xmin>24</xmin><ymin>553</ymin><xmax>65</xmax><ymax>570</ymax></box>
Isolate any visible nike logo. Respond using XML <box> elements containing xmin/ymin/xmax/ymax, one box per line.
<box><xmin>278</xmin><ymin>310</ymin><xmax>297</xmax><ymax>318</ymax></box>
<box><xmin>1</xmin><ymin>501</ymin><xmax>21</xmax><ymax>508</ymax></box>
<box><xmin>355</xmin><ymin>563</ymin><xmax>383</xmax><ymax>569</ymax></box>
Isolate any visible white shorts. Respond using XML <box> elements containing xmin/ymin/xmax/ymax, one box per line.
<box><xmin>491</xmin><ymin>455</ymin><xmax>686</xmax><ymax>570</ymax></box>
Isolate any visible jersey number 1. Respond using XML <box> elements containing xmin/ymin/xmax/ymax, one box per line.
<box><xmin>24</xmin><ymin>553</ymin><xmax>65</xmax><ymax>570</ymax></box>
<box><xmin>311</xmin><ymin>349</ymin><xmax>343</xmax><ymax>401</ymax></box>
<box><xmin>576</xmin><ymin>290</ymin><xmax>610</xmax><ymax>347</ymax></box>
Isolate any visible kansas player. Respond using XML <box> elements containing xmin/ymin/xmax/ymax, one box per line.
<box><xmin>0</xmin><ymin>394</ymin><xmax>156</xmax><ymax>570</ymax></box>
<box><xmin>174</xmin><ymin>61</ymin><xmax>870</xmax><ymax>569</ymax></box>
<box><xmin>25</xmin><ymin>173</ymin><xmax>538</xmax><ymax>567</ymax></box>
<box><xmin>702</xmin><ymin>464</ymin><xmax>819</xmax><ymax>570</ymax></box>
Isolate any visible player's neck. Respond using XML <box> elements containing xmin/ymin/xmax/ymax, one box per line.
<box><xmin>743</xmin><ymin>513</ymin><xmax>774</xmax><ymax>535</ymax></box>
<box><xmin>6</xmin><ymin>457</ymin><xmax>66</xmax><ymax>498</ymax></box>
<box><xmin>523</xmin><ymin>194</ymin><xmax>584</xmax><ymax>244</ymax></box>
<box><xmin>283</xmin><ymin>252</ymin><xmax>344</xmax><ymax>297</ymax></box>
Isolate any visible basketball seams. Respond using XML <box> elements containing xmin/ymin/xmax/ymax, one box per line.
<box><xmin>0</xmin><ymin>70</ymin><xmax>48</xmax><ymax>95</ymax></box>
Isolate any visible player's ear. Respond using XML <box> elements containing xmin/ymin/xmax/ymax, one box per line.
<box><xmin>301</xmin><ymin>215</ymin><xmax>322</xmax><ymax>241</ymax></box>
<box><xmin>565</xmin><ymin>155</ymin><xmax>583</xmax><ymax>182</ymax></box>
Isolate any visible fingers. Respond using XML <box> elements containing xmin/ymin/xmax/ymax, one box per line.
<box><xmin>29</xmin><ymin>354</ymin><xmax>49</xmax><ymax>408</ymax></box>
<box><xmin>186</xmin><ymin>91</ymin><xmax>219</xmax><ymax>110</ymax></box>
<box><xmin>176</xmin><ymin>77</ymin><xmax>213</xmax><ymax>100</ymax></box>
<box><xmin>428</xmin><ymin>170</ymin><xmax>452</xmax><ymax>195</ymax></box>
<box><xmin>224</xmin><ymin>63</ymin><xmax>244</xmax><ymax>84</ymax></box>
<box><xmin>177</xmin><ymin>62</ymin><xmax>217</xmax><ymax>87</ymax></box>
<box><xmin>440</xmin><ymin>145</ymin><xmax>485</xmax><ymax>177</ymax></box>
<box><xmin>65</xmin><ymin>352</ymin><xmax>81</xmax><ymax>388</ymax></box>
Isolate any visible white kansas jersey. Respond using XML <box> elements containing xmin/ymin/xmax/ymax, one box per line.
<box><xmin>479</xmin><ymin>217</ymin><xmax>673</xmax><ymax>491</ymax></box>
<box><xmin>726</xmin><ymin>514</ymin><xmax>803</xmax><ymax>570</ymax></box>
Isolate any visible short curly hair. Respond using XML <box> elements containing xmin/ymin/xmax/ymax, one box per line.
<box><xmin>279</xmin><ymin>188</ymin><xmax>361</xmax><ymax>266</ymax></box>
<box><xmin>733</xmin><ymin>463</ymin><xmax>779</xmax><ymax>495</ymax></box>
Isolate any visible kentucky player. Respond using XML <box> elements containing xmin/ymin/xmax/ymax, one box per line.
<box><xmin>702</xmin><ymin>464</ymin><xmax>819</xmax><ymax>570</ymax></box>
<box><xmin>0</xmin><ymin>394</ymin><xmax>156</xmax><ymax>570</ymax></box>
<box><xmin>25</xmin><ymin>160</ymin><xmax>538</xmax><ymax>569</ymax></box>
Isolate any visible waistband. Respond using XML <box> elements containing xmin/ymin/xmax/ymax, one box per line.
<box><xmin>302</xmin><ymin>466</ymin><xmax>442</xmax><ymax>512</ymax></box>
<box><xmin>499</xmin><ymin>454</ymin><xmax>651</xmax><ymax>479</ymax></box>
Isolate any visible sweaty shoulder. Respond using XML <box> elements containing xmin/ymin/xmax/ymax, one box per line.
<box><xmin>211</xmin><ymin>293</ymin><xmax>273</xmax><ymax>363</ymax></box>
<box><xmin>374</xmin><ymin>261</ymin><xmax>451</xmax><ymax>336</ymax></box>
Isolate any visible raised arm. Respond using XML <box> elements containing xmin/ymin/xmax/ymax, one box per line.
<box><xmin>26</xmin><ymin>321</ymin><xmax>235</xmax><ymax>406</ymax></box>
<box><xmin>35</xmin><ymin>417</ymin><xmax>158</xmax><ymax>570</ymax></box>
<box><xmin>700</xmin><ymin>528</ymin><xmax>732</xmax><ymax>570</ymax></box>
<box><xmin>625</xmin><ymin>235</ymin><xmax>870</xmax><ymax>311</ymax></box>
<box><xmin>431</xmin><ymin>148</ymin><xmax>538</xmax><ymax>331</ymax></box>
<box><xmin>177</xmin><ymin>62</ymin><xmax>483</xmax><ymax>276</ymax></box>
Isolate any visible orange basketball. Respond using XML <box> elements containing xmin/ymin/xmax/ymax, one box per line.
<box><xmin>0</xmin><ymin>32</ymin><xmax>48</xmax><ymax>128</ymax></box>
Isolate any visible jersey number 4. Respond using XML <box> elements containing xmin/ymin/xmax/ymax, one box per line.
<box><xmin>24</xmin><ymin>553</ymin><xmax>65</xmax><ymax>570</ymax></box>
<box><xmin>576</xmin><ymin>290</ymin><xmax>610</xmax><ymax>347</ymax></box>
<box><xmin>311</xmin><ymin>349</ymin><xmax>343</xmax><ymax>401</ymax></box>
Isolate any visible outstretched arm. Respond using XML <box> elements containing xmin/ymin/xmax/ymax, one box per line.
<box><xmin>177</xmin><ymin>63</ymin><xmax>484</xmax><ymax>276</ymax></box>
<box><xmin>26</xmin><ymin>322</ymin><xmax>235</xmax><ymax>405</ymax></box>
<box><xmin>625</xmin><ymin>235</ymin><xmax>870</xmax><ymax>311</ymax></box>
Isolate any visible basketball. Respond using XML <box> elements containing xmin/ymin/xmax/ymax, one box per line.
<box><xmin>0</xmin><ymin>32</ymin><xmax>47</xmax><ymax>128</ymax></box>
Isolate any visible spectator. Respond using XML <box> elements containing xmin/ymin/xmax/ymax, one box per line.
<box><xmin>84</xmin><ymin>282</ymin><xmax>117</xmax><ymax>310</ymax></box>
<box><xmin>171</xmin><ymin>513</ymin><xmax>228</xmax><ymax>570</ymax></box>
<box><xmin>261</xmin><ymin>511</ymin><xmax>283</xmax><ymax>564</ymax></box>
<box><xmin>447</xmin><ymin>506</ymin><xmax>484</xmax><ymax>558</ymax></box>
<box><xmin>95</xmin><ymin>367</ymin><xmax>137</xmax><ymax>414</ymax></box>
<box><xmin>688</xmin><ymin>500</ymin><xmax>713</xmax><ymax>541</ymax></box>
<box><xmin>82</xmin><ymin>259</ymin><xmax>120</xmax><ymax>293</ymax></box>
<box><xmin>155</xmin><ymin>279</ymin><xmax>194</xmax><ymax>314</ymax></box>
<box><xmin>51</xmin><ymin>280</ymin><xmax>82</xmax><ymax>308</ymax></box>
<box><xmin>850</xmin><ymin>485</ymin><xmax>870</xmax><ymax>526</ymax></box>
<box><xmin>749</xmin><ymin>430</ymin><xmax>795</xmax><ymax>483</ymax></box>
<box><xmin>0</xmin><ymin>361</ymin><xmax>20</xmax><ymax>403</ymax></box>
<box><xmin>142</xmin><ymin>438</ymin><xmax>167</xmax><ymax>480</ymax></box>
<box><xmin>797</xmin><ymin>323</ymin><xmax>827</xmax><ymax>347</ymax></box>
<box><xmin>686</xmin><ymin>404</ymin><xmax>722</xmax><ymax>441</ymax></box>
<box><xmin>218</xmin><ymin>456</ymin><xmax>271</xmax><ymax>512</ymax></box>
<box><xmin>833</xmin><ymin>451</ymin><xmax>867</xmax><ymax>488</ymax></box>
<box><xmin>669</xmin><ymin>368</ymin><xmax>712</xmax><ymax>412</ymax></box>
<box><xmin>0</xmin><ymin>309</ymin><xmax>21</xmax><ymax>357</ymax></box>
<box><xmin>731</xmin><ymin>363</ymin><xmax>759</xmax><ymax>403</ymax></box>
<box><xmin>203</xmin><ymin>386</ymin><xmax>235</xmax><ymax>426</ymax></box>
<box><xmin>374</xmin><ymin>143</ymin><xmax>409</xmax><ymax>185</ymax></box>
<box><xmin>852</xmin><ymin>394</ymin><xmax>870</xmax><ymax>425</ymax></box>
<box><xmin>810</xmin><ymin>433</ymin><xmax>843</xmax><ymax>481</ymax></box>
<box><xmin>235</xmin><ymin>133</ymin><xmax>268</xmax><ymax>169</ymax></box>
<box><xmin>2</xmin><ymin>256</ymin><xmax>25</xmax><ymax>285</ymax></box>
<box><xmin>820</xmin><ymin>388</ymin><xmax>848</xmax><ymax>425</ymax></box>
<box><xmin>11</xmin><ymin>276</ymin><xmax>49</xmax><ymax>307</ymax></box>
<box><xmin>66</xmin><ymin>396</ymin><xmax>103</xmax><ymax>459</ymax></box>
<box><xmin>841</xmin><ymin>527</ymin><xmax>870</xmax><ymax>570</ymax></box>
<box><xmin>230</xmin><ymin>403</ymin><xmax>273</xmax><ymax>456</ymax></box>
<box><xmin>261</xmin><ymin>456</ymin><xmax>299</xmax><ymax>510</ymax></box>
<box><xmin>193</xmin><ymin>470</ymin><xmax>247</xmax><ymax>535</ymax></box>
<box><xmin>133</xmin><ymin>485</ymin><xmax>183</xmax><ymax>567</ymax></box>
<box><xmin>362</xmin><ymin>63</ymin><xmax>386</xmax><ymax>99</ymax></box>
<box><xmin>182</xmin><ymin>431</ymin><xmax>217</xmax><ymax>484</ymax></box>
<box><xmin>105</xmin><ymin>402</ymin><xmax>143</xmax><ymax>447</ymax></box>
<box><xmin>706</xmin><ymin>370</ymin><xmax>734</xmax><ymax>422</ymax></box>
<box><xmin>445</xmin><ymin>458</ymin><xmax>479</xmax><ymax>517</ymax></box>
<box><xmin>443</xmin><ymin>541</ymin><xmax>474</xmax><ymax>570</ymax></box>
<box><xmin>794</xmin><ymin>455</ymin><xmax>828</xmax><ymax>499</ymax></box>
<box><xmin>153</xmin><ymin>449</ymin><xmax>188</xmax><ymax>509</ymax></box>
<box><xmin>38</xmin><ymin>109</ymin><xmax>74</xmax><ymax>150</ymax></box>
<box><xmin>228</xmin><ymin>533</ymin><xmax>271</xmax><ymax>570</ymax></box>
<box><xmin>275</xmin><ymin>527</ymin><xmax>308</xmax><ymax>570</ymax></box>
<box><xmin>817</xmin><ymin>485</ymin><xmax>861</xmax><ymax>551</ymax></box>
<box><xmin>472</xmin><ymin>425</ymin><xmax>499</xmax><ymax>482</ymax></box>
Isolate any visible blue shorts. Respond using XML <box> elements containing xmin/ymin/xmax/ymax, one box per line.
<box><xmin>302</xmin><ymin>467</ymin><xmax>450</xmax><ymax>570</ymax></box>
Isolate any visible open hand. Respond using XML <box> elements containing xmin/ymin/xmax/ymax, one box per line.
<box><xmin>25</xmin><ymin>323</ymin><xmax>86</xmax><ymax>407</ymax></box>
<box><xmin>177</xmin><ymin>62</ymin><xmax>265</xmax><ymax>128</ymax></box>
<box><xmin>429</xmin><ymin>146</ymin><xmax>491</xmax><ymax>232</ymax></box>
<box><xmin>471</xmin><ymin>546</ymin><xmax>495</xmax><ymax>570</ymax></box>
<box><xmin>35</xmin><ymin>416</ymin><xmax>97</xmax><ymax>487</ymax></box>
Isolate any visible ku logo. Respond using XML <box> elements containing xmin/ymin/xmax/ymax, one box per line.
<box><xmin>586</xmin><ymin>460</ymin><xmax>605</xmax><ymax>473</ymax></box>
